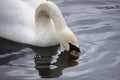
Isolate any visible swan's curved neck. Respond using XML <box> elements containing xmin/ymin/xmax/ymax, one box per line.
<box><xmin>35</xmin><ymin>1</ymin><xmax>66</xmax><ymax>30</ymax></box>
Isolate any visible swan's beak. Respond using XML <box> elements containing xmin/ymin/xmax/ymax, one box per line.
<box><xmin>70</xmin><ymin>50</ymin><xmax>80</xmax><ymax>59</ymax></box>
<box><xmin>69</xmin><ymin>43</ymin><xmax>80</xmax><ymax>59</ymax></box>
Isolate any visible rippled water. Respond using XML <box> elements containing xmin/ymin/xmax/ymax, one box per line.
<box><xmin>0</xmin><ymin>0</ymin><xmax>120</xmax><ymax>80</ymax></box>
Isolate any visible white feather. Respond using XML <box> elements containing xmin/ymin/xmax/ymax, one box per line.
<box><xmin>0</xmin><ymin>0</ymin><xmax>79</xmax><ymax>50</ymax></box>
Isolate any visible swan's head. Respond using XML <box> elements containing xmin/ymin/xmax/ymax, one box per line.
<box><xmin>60</xmin><ymin>28</ymin><xmax>80</xmax><ymax>59</ymax></box>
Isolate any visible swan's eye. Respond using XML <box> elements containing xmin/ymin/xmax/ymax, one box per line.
<box><xmin>69</xmin><ymin>43</ymin><xmax>80</xmax><ymax>59</ymax></box>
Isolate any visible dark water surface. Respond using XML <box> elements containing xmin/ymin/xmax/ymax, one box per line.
<box><xmin>0</xmin><ymin>0</ymin><xmax>120</xmax><ymax>80</ymax></box>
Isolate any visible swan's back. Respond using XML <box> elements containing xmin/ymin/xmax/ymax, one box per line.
<box><xmin>0</xmin><ymin>0</ymin><xmax>45</xmax><ymax>43</ymax></box>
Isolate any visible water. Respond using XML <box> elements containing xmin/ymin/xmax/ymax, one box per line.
<box><xmin>0</xmin><ymin>0</ymin><xmax>120</xmax><ymax>80</ymax></box>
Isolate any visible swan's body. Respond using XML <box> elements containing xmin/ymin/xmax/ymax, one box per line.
<box><xmin>0</xmin><ymin>0</ymin><xmax>80</xmax><ymax>51</ymax></box>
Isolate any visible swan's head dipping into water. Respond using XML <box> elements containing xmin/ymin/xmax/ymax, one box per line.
<box><xmin>59</xmin><ymin>27</ymin><xmax>80</xmax><ymax>59</ymax></box>
<box><xmin>35</xmin><ymin>1</ymin><xmax>80</xmax><ymax>59</ymax></box>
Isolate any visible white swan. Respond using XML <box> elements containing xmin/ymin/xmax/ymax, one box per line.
<box><xmin>0</xmin><ymin>0</ymin><xmax>80</xmax><ymax>57</ymax></box>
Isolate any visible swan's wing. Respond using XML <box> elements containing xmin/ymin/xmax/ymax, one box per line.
<box><xmin>0</xmin><ymin>0</ymin><xmax>45</xmax><ymax>28</ymax></box>
<box><xmin>0</xmin><ymin>0</ymin><xmax>45</xmax><ymax>43</ymax></box>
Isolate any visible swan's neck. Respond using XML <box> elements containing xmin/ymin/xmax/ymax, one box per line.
<box><xmin>35</xmin><ymin>1</ymin><xmax>66</xmax><ymax>30</ymax></box>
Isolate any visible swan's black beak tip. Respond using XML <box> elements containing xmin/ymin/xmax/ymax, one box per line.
<box><xmin>69</xmin><ymin>43</ymin><xmax>80</xmax><ymax>59</ymax></box>
<box><xmin>70</xmin><ymin>50</ymin><xmax>80</xmax><ymax>59</ymax></box>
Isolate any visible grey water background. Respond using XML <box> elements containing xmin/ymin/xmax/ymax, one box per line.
<box><xmin>0</xmin><ymin>0</ymin><xmax>120</xmax><ymax>80</ymax></box>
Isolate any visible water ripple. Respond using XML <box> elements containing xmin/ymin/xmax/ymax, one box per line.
<box><xmin>1</xmin><ymin>0</ymin><xmax>120</xmax><ymax>80</ymax></box>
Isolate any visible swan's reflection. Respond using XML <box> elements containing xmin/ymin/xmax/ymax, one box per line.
<box><xmin>0</xmin><ymin>38</ymin><xmax>79</xmax><ymax>78</ymax></box>
<box><xmin>0</xmin><ymin>38</ymin><xmax>29</xmax><ymax>65</ymax></box>
<box><xmin>32</xmin><ymin>46</ymin><xmax>78</xmax><ymax>78</ymax></box>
